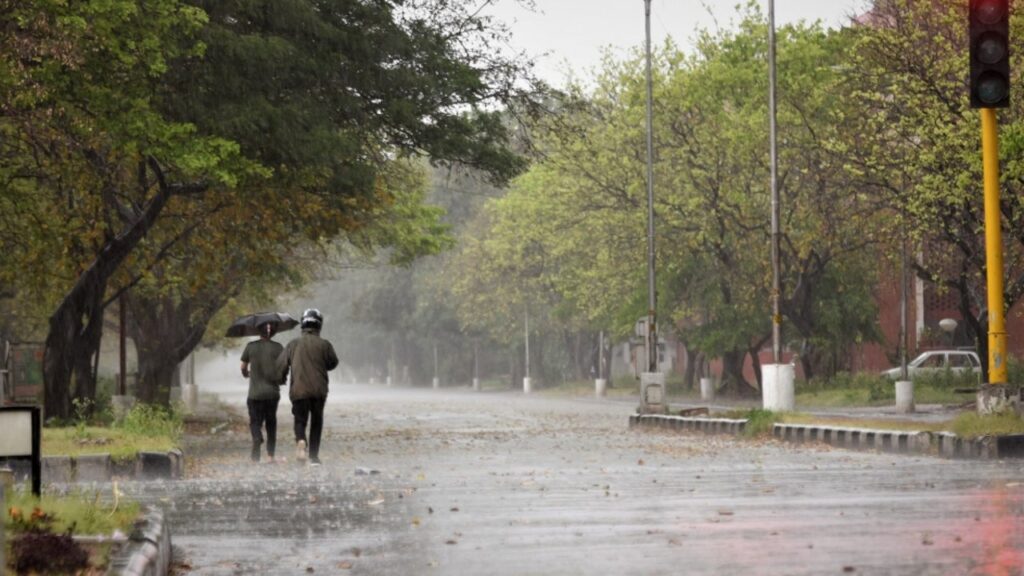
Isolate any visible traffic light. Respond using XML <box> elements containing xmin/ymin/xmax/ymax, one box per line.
<box><xmin>969</xmin><ymin>0</ymin><xmax>1011</xmax><ymax>108</ymax></box>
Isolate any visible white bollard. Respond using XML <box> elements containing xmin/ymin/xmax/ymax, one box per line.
<box><xmin>895</xmin><ymin>380</ymin><xmax>914</xmax><ymax>413</ymax></box>
<box><xmin>700</xmin><ymin>377</ymin><xmax>715</xmax><ymax>401</ymax></box>
<box><xmin>762</xmin><ymin>364</ymin><xmax>795</xmax><ymax>412</ymax></box>
<box><xmin>595</xmin><ymin>379</ymin><xmax>607</xmax><ymax>398</ymax></box>
<box><xmin>432</xmin><ymin>377</ymin><xmax>440</xmax><ymax>390</ymax></box>
<box><xmin>472</xmin><ymin>378</ymin><xmax>480</xmax><ymax>392</ymax></box>
<box><xmin>523</xmin><ymin>377</ymin><xmax>532</xmax><ymax>394</ymax></box>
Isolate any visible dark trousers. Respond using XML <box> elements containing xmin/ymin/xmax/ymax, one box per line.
<box><xmin>247</xmin><ymin>398</ymin><xmax>279</xmax><ymax>460</ymax></box>
<box><xmin>292</xmin><ymin>397</ymin><xmax>327</xmax><ymax>460</ymax></box>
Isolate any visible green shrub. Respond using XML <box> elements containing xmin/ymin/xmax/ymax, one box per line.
<box><xmin>116</xmin><ymin>404</ymin><xmax>182</xmax><ymax>441</ymax></box>
<box><xmin>913</xmin><ymin>369</ymin><xmax>979</xmax><ymax>391</ymax></box>
<box><xmin>742</xmin><ymin>409</ymin><xmax>780</xmax><ymax>438</ymax></box>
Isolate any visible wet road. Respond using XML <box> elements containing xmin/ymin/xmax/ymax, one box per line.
<box><xmin>123</xmin><ymin>383</ymin><xmax>1024</xmax><ymax>575</ymax></box>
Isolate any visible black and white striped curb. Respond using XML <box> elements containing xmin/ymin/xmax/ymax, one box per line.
<box><xmin>629</xmin><ymin>414</ymin><xmax>1024</xmax><ymax>460</ymax></box>
<box><xmin>628</xmin><ymin>414</ymin><xmax>746</xmax><ymax>435</ymax></box>
<box><xmin>106</xmin><ymin>507</ymin><xmax>172</xmax><ymax>576</ymax></box>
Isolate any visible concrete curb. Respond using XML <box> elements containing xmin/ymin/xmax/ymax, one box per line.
<box><xmin>2</xmin><ymin>450</ymin><xmax>182</xmax><ymax>484</ymax></box>
<box><xmin>629</xmin><ymin>414</ymin><xmax>747</xmax><ymax>435</ymax></box>
<box><xmin>106</xmin><ymin>507</ymin><xmax>172</xmax><ymax>576</ymax></box>
<box><xmin>630</xmin><ymin>414</ymin><xmax>1024</xmax><ymax>460</ymax></box>
<box><xmin>773</xmin><ymin>423</ymin><xmax>931</xmax><ymax>455</ymax></box>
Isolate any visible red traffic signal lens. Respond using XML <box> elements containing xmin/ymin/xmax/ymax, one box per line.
<box><xmin>977</xmin><ymin>71</ymin><xmax>1010</xmax><ymax>105</ymax></box>
<box><xmin>974</xmin><ymin>0</ymin><xmax>1008</xmax><ymax>24</ymax></box>
<box><xmin>978</xmin><ymin>31</ymin><xmax>1009</xmax><ymax>63</ymax></box>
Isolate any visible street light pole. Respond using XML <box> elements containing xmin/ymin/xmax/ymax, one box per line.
<box><xmin>644</xmin><ymin>0</ymin><xmax>658</xmax><ymax>374</ymax></box>
<box><xmin>761</xmin><ymin>0</ymin><xmax>794</xmax><ymax>412</ymax></box>
<box><xmin>768</xmin><ymin>0</ymin><xmax>782</xmax><ymax>365</ymax></box>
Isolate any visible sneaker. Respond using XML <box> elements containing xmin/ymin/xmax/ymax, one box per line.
<box><xmin>309</xmin><ymin>458</ymin><xmax>321</xmax><ymax>467</ymax></box>
<box><xmin>250</xmin><ymin>446</ymin><xmax>261</xmax><ymax>462</ymax></box>
<box><xmin>296</xmin><ymin>440</ymin><xmax>307</xmax><ymax>462</ymax></box>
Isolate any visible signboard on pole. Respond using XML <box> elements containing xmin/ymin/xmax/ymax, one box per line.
<box><xmin>0</xmin><ymin>406</ymin><xmax>41</xmax><ymax>496</ymax></box>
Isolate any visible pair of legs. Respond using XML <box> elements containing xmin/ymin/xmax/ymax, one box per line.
<box><xmin>292</xmin><ymin>397</ymin><xmax>327</xmax><ymax>462</ymax></box>
<box><xmin>247</xmin><ymin>398</ymin><xmax>280</xmax><ymax>462</ymax></box>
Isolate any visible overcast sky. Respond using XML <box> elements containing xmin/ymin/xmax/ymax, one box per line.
<box><xmin>484</xmin><ymin>0</ymin><xmax>870</xmax><ymax>86</ymax></box>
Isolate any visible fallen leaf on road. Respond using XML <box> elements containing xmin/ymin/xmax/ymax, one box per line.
<box><xmin>412</xmin><ymin>517</ymin><xmax>421</xmax><ymax>526</ymax></box>
<box><xmin>638</xmin><ymin>459</ymin><xmax>645</xmax><ymax>466</ymax></box>
<box><xmin>446</xmin><ymin>539</ymin><xmax>458</xmax><ymax>545</ymax></box>
<box><xmin>718</xmin><ymin>510</ymin><xmax>734</xmax><ymax>516</ymax></box>
<box><xmin>450</xmin><ymin>507</ymin><xmax>460</xmax><ymax>512</ymax></box>
<box><xmin>337</xmin><ymin>561</ymin><xmax>353</xmax><ymax>570</ymax></box>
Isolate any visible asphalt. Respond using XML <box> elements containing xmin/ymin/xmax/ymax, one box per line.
<box><xmin>115</xmin><ymin>382</ymin><xmax>1024</xmax><ymax>575</ymax></box>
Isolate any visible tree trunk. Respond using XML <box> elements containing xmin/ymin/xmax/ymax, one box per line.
<box><xmin>681</xmin><ymin>344</ymin><xmax>698</xmax><ymax>391</ymax></box>
<box><xmin>43</xmin><ymin>164</ymin><xmax>182</xmax><ymax>420</ymax></box>
<box><xmin>43</xmin><ymin>284</ymin><xmax>106</xmax><ymax>420</ymax></box>
<box><xmin>720</xmin><ymin>349</ymin><xmax>758</xmax><ymax>397</ymax></box>
<box><xmin>748</xmin><ymin>346</ymin><xmax>764</xmax><ymax>391</ymax></box>
<box><xmin>127</xmin><ymin>287</ymin><xmax>224</xmax><ymax>407</ymax></box>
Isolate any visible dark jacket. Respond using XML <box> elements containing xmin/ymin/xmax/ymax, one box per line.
<box><xmin>277</xmin><ymin>328</ymin><xmax>339</xmax><ymax>400</ymax></box>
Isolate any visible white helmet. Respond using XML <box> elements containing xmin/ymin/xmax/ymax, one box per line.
<box><xmin>301</xmin><ymin>308</ymin><xmax>323</xmax><ymax>329</ymax></box>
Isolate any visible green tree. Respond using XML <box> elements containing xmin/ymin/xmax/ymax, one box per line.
<box><xmin>843</xmin><ymin>0</ymin><xmax>1024</xmax><ymax>381</ymax></box>
<box><xmin>445</xmin><ymin>5</ymin><xmax>886</xmax><ymax>394</ymax></box>
<box><xmin>0</xmin><ymin>0</ymin><xmax>534</xmax><ymax>417</ymax></box>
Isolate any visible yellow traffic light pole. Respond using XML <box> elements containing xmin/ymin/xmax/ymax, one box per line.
<box><xmin>981</xmin><ymin>108</ymin><xmax>1008</xmax><ymax>385</ymax></box>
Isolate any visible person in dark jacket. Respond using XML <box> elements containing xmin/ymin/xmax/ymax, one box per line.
<box><xmin>277</xmin><ymin>308</ymin><xmax>339</xmax><ymax>465</ymax></box>
<box><xmin>241</xmin><ymin>322</ymin><xmax>285</xmax><ymax>463</ymax></box>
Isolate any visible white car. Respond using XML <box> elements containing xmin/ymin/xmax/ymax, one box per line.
<box><xmin>882</xmin><ymin>350</ymin><xmax>982</xmax><ymax>380</ymax></box>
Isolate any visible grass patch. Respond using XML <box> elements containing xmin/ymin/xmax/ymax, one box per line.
<box><xmin>5</xmin><ymin>487</ymin><xmax>139</xmax><ymax>536</ymax></box>
<box><xmin>795</xmin><ymin>370</ymin><xmax>971</xmax><ymax>408</ymax></box>
<box><xmin>44</xmin><ymin>403</ymin><xmax>182</xmax><ymax>462</ymax></box>
<box><xmin>4</xmin><ymin>488</ymin><xmax>140</xmax><ymax>575</ymax></box>
<box><xmin>43</xmin><ymin>427</ymin><xmax>178</xmax><ymax>462</ymax></box>
<box><xmin>949</xmin><ymin>412</ymin><xmax>1024</xmax><ymax>438</ymax></box>
<box><xmin>780</xmin><ymin>413</ymin><xmax>945</xmax><ymax>432</ymax></box>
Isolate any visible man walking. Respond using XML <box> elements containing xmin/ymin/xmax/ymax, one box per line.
<box><xmin>240</xmin><ymin>322</ymin><xmax>285</xmax><ymax>463</ymax></box>
<box><xmin>277</xmin><ymin>308</ymin><xmax>339</xmax><ymax>466</ymax></box>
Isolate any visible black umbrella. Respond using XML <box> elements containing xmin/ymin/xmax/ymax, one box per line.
<box><xmin>225</xmin><ymin>312</ymin><xmax>299</xmax><ymax>338</ymax></box>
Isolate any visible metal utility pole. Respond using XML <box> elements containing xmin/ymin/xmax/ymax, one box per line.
<box><xmin>981</xmin><ymin>109</ymin><xmax>1008</xmax><ymax>385</ymax></box>
<box><xmin>119</xmin><ymin>295</ymin><xmax>127</xmax><ymax>395</ymax></box>
<box><xmin>644</xmin><ymin>0</ymin><xmax>658</xmax><ymax>373</ymax></box>
<box><xmin>768</xmin><ymin>0</ymin><xmax>782</xmax><ymax>364</ymax></box>
<box><xmin>899</xmin><ymin>234</ymin><xmax>909</xmax><ymax>381</ymax></box>
<box><xmin>524</xmin><ymin>305</ymin><xmax>530</xmax><ymax>380</ymax></box>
